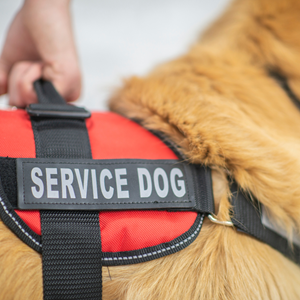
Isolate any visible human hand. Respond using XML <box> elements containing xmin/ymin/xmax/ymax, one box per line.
<box><xmin>0</xmin><ymin>0</ymin><xmax>81</xmax><ymax>107</ymax></box>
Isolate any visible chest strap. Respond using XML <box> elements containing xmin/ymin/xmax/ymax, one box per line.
<box><xmin>30</xmin><ymin>80</ymin><xmax>102</xmax><ymax>300</ymax></box>
<box><xmin>230</xmin><ymin>182</ymin><xmax>300</xmax><ymax>265</ymax></box>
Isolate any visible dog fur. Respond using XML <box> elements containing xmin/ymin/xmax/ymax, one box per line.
<box><xmin>1</xmin><ymin>0</ymin><xmax>300</xmax><ymax>299</ymax></box>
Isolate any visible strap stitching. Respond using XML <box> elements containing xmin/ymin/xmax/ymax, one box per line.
<box><xmin>24</xmin><ymin>200</ymin><xmax>192</xmax><ymax>205</ymax></box>
<box><xmin>0</xmin><ymin>196</ymin><xmax>42</xmax><ymax>247</ymax></box>
<box><xmin>0</xmin><ymin>194</ymin><xmax>203</xmax><ymax>261</ymax></box>
<box><xmin>103</xmin><ymin>214</ymin><xmax>204</xmax><ymax>261</ymax></box>
<box><xmin>0</xmin><ymin>194</ymin><xmax>201</xmax><ymax>258</ymax></box>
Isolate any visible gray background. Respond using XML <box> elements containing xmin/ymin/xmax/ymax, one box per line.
<box><xmin>0</xmin><ymin>0</ymin><xmax>230</xmax><ymax>110</ymax></box>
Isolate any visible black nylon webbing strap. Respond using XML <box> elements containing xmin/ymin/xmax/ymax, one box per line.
<box><xmin>41</xmin><ymin>211</ymin><xmax>102</xmax><ymax>300</ymax></box>
<box><xmin>33</xmin><ymin>80</ymin><xmax>66</xmax><ymax>104</ymax></box>
<box><xmin>31</xmin><ymin>79</ymin><xmax>102</xmax><ymax>300</ymax></box>
<box><xmin>193</xmin><ymin>166</ymin><xmax>214</xmax><ymax>214</ymax></box>
<box><xmin>230</xmin><ymin>182</ymin><xmax>300</xmax><ymax>265</ymax></box>
<box><xmin>31</xmin><ymin>118</ymin><xmax>91</xmax><ymax>159</ymax></box>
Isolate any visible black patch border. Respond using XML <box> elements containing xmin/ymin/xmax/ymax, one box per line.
<box><xmin>16</xmin><ymin>158</ymin><xmax>198</xmax><ymax>211</ymax></box>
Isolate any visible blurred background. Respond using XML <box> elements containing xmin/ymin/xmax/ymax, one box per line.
<box><xmin>0</xmin><ymin>0</ymin><xmax>230</xmax><ymax>110</ymax></box>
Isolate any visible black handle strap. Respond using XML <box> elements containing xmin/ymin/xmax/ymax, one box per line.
<box><xmin>30</xmin><ymin>80</ymin><xmax>92</xmax><ymax>159</ymax></box>
<box><xmin>27</xmin><ymin>79</ymin><xmax>91</xmax><ymax>119</ymax></box>
<box><xmin>34</xmin><ymin>79</ymin><xmax>66</xmax><ymax>104</ymax></box>
<box><xmin>30</xmin><ymin>80</ymin><xmax>103</xmax><ymax>300</ymax></box>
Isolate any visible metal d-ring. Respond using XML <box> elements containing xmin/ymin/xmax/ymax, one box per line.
<box><xmin>208</xmin><ymin>214</ymin><xmax>234</xmax><ymax>227</ymax></box>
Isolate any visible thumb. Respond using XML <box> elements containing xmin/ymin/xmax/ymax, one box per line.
<box><xmin>42</xmin><ymin>61</ymin><xmax>81</xmax><ymax>103</ymax></box>
<box><xmin>8</xmin><ymin>61</ymin><xmax>43</xmax><ymax>107</ymax></box>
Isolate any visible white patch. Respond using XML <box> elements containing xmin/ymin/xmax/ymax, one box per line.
<box><xmin>137</xmin><ymin>168</ymin><xmax>152</xmax><ymax>198</ymax></box>
<box><xmin>153</xmin><ymin>168</ymin><xmax>169</xmax><ymax>198</ymax></box>
<box><xmin>46</xmin><ymin>168</ymin><xmax>59</xmax><ymax>198</ymax></box>
<box><xmin>115</xmin><ymin>168</ymin><xmax>129</xmax><ymax>198</ymax></box>
<box><xmin>261</xmin><ymin>206</ymin><xmax>300</xmax><ymax>247</ymax></box>
<box><xmin>75</xmin><ymin>169</ymin><xmax>89</xmax><ymax>199</ymax></box>
<box><xmin>91</xmin><ymin>169</ymin><xmax>98</xmax><ymax>199</ymax></box>
<box><xmin>100</xmin><ymin>169</ymin><xmax>114</xmax><ymax>199</ymax></box>
<box><xmin>61</xmin><ymin>168</ymin><xmax>76</xmax><ymax>199</ymax></box>
<box><xmin>31</xmin><ymin>167</ymin><xmax>44</xmax><ymax>199</ymax></box>
<box><xmin>170</xmin><ymin>168</ymin><xmax>186</xmax><ymax>198</ymax></box>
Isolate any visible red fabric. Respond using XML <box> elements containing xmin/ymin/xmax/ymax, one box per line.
<box><xmin>85</xmin><ymin>112</ymin><xmax>178</xmax><ymax>160</ymax></box>
<box><xmin>15</xmin><ymin>210</ymin><xmax>41</xmax><ymax>234</ymax></box>
<box><xmin>99</xmin><ymin>210</ymin><xmax>196</xmax><ymax>252</ymax></box>
<box><xmin>0</xmin><ymin>110</ymin><xmax>35</xmax><ymax>158</ymax></box>
<box><xmin>11</xmin><ymin>111</ymin><xmax>197</xmax><ymax>252</ymax></box>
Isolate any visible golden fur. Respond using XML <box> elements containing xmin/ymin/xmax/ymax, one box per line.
<box><xmin>2</xmin><ymin>0</ymin><xmax>300</xmax><ymax>298</ymax></box>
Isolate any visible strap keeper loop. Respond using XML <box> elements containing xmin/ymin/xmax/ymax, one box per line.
<box><xmin>26</xmin><ymin>103</ymin><xmax>91</xmax><ymax>119</ymax></box>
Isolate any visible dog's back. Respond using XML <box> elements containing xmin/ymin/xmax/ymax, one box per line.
<box><xmin>108</xmin><ymin>0</ymin><xmax>300</xmax><ymax>298</ymax></box>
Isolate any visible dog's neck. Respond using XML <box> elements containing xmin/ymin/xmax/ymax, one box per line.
<box><xmin>110</xmin><ymin>0</ymin><xmax>300</xmax><ymax>239</ymax></box>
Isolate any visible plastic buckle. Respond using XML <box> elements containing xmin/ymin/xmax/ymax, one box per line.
<box><xmin>26</xmin><ymin>103</ymin><xmax>91</xmax><ymax>119</ymax></box>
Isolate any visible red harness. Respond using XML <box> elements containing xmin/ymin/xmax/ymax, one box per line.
<box><xmin>0</xmin><ymin>109</ymin><xmax>199</xmax><ymax>255</ymax></box>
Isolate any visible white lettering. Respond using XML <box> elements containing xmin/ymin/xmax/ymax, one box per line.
<box><xmin>115</xmin><ymin>168</ymin><xmax>129</xmax><ymax>198</ymax></box>
<box><xmin>31</xmin><ymin>167</ymin><xmax>44</xmax><ymax>198</ymax></box>
<box><xmin>91</xmin><ymin>169</ymin><xmax>98</xmax><ymax>199</ymax></box>
<box><xmin>61</xmin><ymin>168</ymin><xmax>75</xmax><ymax>199</ymax></box>
<box><xmin>46</xmin><ymin>168</ymin><xmax>59</xmax><ymax>198</ymax></box>
<box><xmin>100</xmin><ymin>169</ymin><xmax>114</xmax><ymax>199</ymax></box>
<box><xmin>137</xmin><ymin>168</ymin><xmax>152</xmax><ymax>198</ymax></box>
<box><xmin>170</xmin><ymin>168</ymin><xmax>186</xmax><ymax>197</ymax></box>
<box><xmin>75</xmin><ymin>169</ymin><xmax>89</xmax><ymax>198</ymax></box>
<box><xmin>153</xmin><ymin>168</ymin><xmax>169</xmax><ymax>198</ymax></box>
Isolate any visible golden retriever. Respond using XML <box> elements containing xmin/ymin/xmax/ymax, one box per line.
<box><xmin>1</xmin><ymin>0</ymin><xmax>300</xmax><ymax>299</ymax></box>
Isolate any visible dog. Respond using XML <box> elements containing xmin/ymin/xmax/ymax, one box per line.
<box><xmin>1</xmin><ymin>0</ymin><xmax>300</xmax><ymax>299</ymax></box>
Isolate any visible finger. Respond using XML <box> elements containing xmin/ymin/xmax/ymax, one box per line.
<box><xmin>8</xmin><ymin>61</ymin><xmax>42</xmax><ymax>107</ymax></box>
<box><xmin>0</xmin><ymin>60</ymin><xmax>9</xmax><ymax>95</ymax></box>
<box><xmin>8</xmin><ymin>61</ymin><xmax>31</xmax><ymax>107</ymax></box>
<box><xmin>52</xmin><ymin>75</ymin><xmax>81</xmax><ymax>103</ymax></box>
<box><xmin>42</xmin><ymin>62</ymin><xmax>81</xmax><ymax>103</ymax></box>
